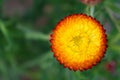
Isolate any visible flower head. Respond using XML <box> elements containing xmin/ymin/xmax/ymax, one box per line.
<box><xmin>80</xmin><ymin>0</ymin><xmax>102</xmax><ymax>5</ymax></box>
<box><xmin>50</xmin><ymin>14</ymin><xmax>107</xmax><ymax>71</ymax></box>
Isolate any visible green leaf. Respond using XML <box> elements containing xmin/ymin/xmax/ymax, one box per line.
<box><xmin>17</xmin><ymin>24</ymin><xmax>49</xmax><ymax>41</ymax></box>
<box><xmin>107</xmin><ymin>2</ymin><xmax>120</xmax><ymax>14</ymax></box>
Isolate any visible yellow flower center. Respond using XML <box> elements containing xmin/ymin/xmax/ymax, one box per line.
<box><xmin>68</xmin><ymin>34</ymin><xmax>89</xmax><ymax>53</ymax></box>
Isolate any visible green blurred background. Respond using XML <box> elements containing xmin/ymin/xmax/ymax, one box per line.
<box><xmin>0</xmin><ymin>0</ymin><xmax>120</xmax><ymax>80</ymax></box>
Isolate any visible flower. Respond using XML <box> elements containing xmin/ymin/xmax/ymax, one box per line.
<box><xmin>50</xmin><ymin>14</ymin><xmax>107</xmax><ymax>71</ymax></box>
<box><xmin>80</xmin><ymin>0</ymin><xmax>102</xmax><ymax>5</ymax></box>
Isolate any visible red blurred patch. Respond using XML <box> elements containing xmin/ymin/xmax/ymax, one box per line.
<box><xmin>105</xmin><ymin>61</ymin><xmax>116</xmax><ymax>73</ymax></box>
<box><xmin>80</xmin><ymin>0</ymin><xmax>102</xmax><ymax>5</ymax></box>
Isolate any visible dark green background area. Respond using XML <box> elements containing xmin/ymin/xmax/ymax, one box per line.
<box><xmin>0</xmin><ymin>0</ymin><xmax>120</xmax><ymax>80</ymax></box>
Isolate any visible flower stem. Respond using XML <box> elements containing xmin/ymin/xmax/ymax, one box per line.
<box><xmin>90</xmin><ymin>6</ymin><xmax>95</xmax><ymax>17</ymax></box>
<box><xmin>84</xmin><ymin>6</ymin><xmax>95</xmax><ymax>17</ymax></box>
<box><xmin>85</xmin><ymin>6</ymin><xmax>90</xmax><ymax>15</ymax></box>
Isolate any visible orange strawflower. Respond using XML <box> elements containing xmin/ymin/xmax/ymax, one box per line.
<box><xmin>50</xmin><ymin>14</ymin><xmax>107</xmax><ymax>71</ymax></box>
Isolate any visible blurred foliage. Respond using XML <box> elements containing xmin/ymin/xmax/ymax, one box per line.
<box><xmin>0</xmin><ymin>0</ymin><xmax>120</xmax><ymax>80</ymax></box>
